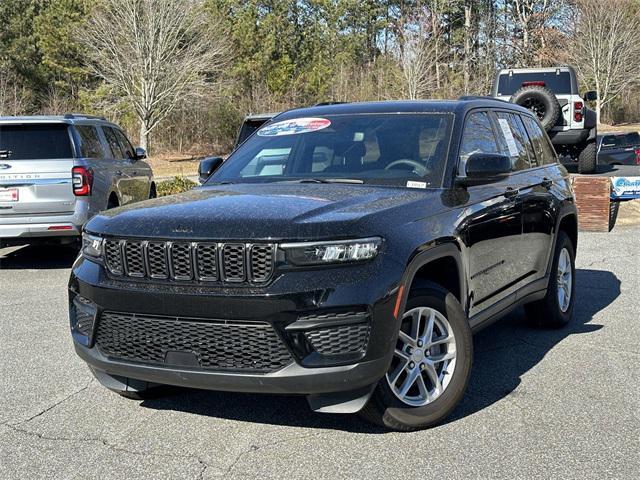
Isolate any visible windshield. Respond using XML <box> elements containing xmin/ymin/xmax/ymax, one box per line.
<box><xmin>0</xmin><ymin>124</ymin><xmax>73</xmax><ymax>160</ymax></box>
<box><xmin>208</xmin><ymin>113</ymin><xmax>453</xmax><ymax>187</ymax></box>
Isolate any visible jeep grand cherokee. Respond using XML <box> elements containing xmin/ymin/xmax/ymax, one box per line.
<box><xmin>69</xmin><ymin>99</ymin><xmax>578</xmax><ymax>431</ymax></box>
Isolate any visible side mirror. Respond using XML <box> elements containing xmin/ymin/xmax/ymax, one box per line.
<box><xmin>583</xmin><ymin>91</ymin><xmax>598</xmax><ymax>102</ymax></box>
<box><xmin>134</xmin><ymin>147</ymin><xmax>147</xmax><ymax>160</ymax></box>
<box><xmin>198</xmin><ymin>156</ymin><xmax>224</xmax><ymax>184</ymax></box>
<box><xmin>456</xmin><ymin>153</ymin><xmax>512</xmax><ymax>187</ymax></box>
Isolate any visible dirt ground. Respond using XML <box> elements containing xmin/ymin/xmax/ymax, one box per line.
<box><xmin>616</xmin><ymin>199</ymin><xmax>640</xmax><ymax>227</ymax></box>
<box><xmin>147</xmin><ymin>153</ymin><xmax>203</xmax><ymax>179</ymax></box>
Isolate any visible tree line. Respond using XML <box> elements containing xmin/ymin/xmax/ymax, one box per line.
<box><xmin>1</xmin><ymin>0</ymin><xmax>640</xmax><ymax>154</ymax></box>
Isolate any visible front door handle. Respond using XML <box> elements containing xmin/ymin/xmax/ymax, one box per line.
<box><xmin>504</xmin><ymin>187</ymin><xmax>519</xmax><ymax>199</ymax></box>
<box><xmin>115</xmin><ymin>170</ymin><xmax>123</xmax><ymax>176</ymax></box>
<box><xmin>132</xmin><ymin>171</ymin><xmax>138</xmax><ymax>176</ymax></box>
<box><xmin>541</xmin><ymin>177</ymin><xmax>553</xmax><ymax>189</ymax></box>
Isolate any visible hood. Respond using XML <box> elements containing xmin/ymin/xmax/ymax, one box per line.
<box><xmin>86</xmin><ymin>183</ymin><xmax>446</xmax><ymax>240</ymax></box>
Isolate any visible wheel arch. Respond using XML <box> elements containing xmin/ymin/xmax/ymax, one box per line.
<box><xmin>107</xmin><ymin>191</ymin><xmax>120</xmax><ymax>209</ymax></box>
<box><xmin>395</xmin><ymin>242</ymin><xmax>467</xmax><ymax>323</ymax></box>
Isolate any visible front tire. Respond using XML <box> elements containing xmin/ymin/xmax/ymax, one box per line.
<box><xmin>359</xmin><ymin>283</ymin><xmax>472</xmax><ymax>431</ymax></box>
<box><xmin>524</xmin><ymin>231</ymin><xmax>575</xmax><ymax>328</ymax></box>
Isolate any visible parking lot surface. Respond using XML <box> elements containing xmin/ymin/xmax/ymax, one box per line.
<box><xmin>1</xmin><ymin>228</ymin><xmax>638</xmax><ymax>479</ymax></box>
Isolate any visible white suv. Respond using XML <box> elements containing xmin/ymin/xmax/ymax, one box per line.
<box><xmin>492</xmin><ymin>66</ymin><xmax>598</xmax><ymax>173</ymax></box>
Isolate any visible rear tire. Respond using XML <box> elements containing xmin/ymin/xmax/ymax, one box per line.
<box><xmin>577</xmin><ymin>141</ymin><xmax>597</xmax><ymax>174</ymax></box>
<box><xmin>524</xmin><ymin>231</ymin><xmax>575</xmax><ymax>328</ymax></box>
<box><xmin>359</xmin><ymin>283</ymin><xmax>472</xmax><ymax>431</ymax></box>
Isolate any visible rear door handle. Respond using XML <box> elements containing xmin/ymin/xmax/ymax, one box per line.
<box><xmin>541</xmin><ymin>177</ymin><xmax>553</xmax><ymax>189</ymax></box>
<box><xmin>504</xmin><ymin>187</ymin><xmax>519</xmax><ymax>199</ymax></box>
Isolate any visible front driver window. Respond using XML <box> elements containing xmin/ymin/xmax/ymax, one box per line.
<box><xmin>458</xmin><ymin>112</ymin><xmax>500</xmax><ymax>176</ymax></box>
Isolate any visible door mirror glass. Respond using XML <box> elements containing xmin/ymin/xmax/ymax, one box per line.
<box><xmin>584</xmin><ymin>91</ymin><xmax>598</xmax><ymax>102</ymax></box>
<box><xmin>457</xmin><ymin>153</ymin><xmax>511</xmax><ymax>187</ymax></box>
<box><xmin>199</xmin><ymin>156</ymin><xmax>224</xmax><ymax>183</ymax></box>
<box><xmin>134</xmin><ymin>146</ymin><xmax>147</xmax><ymax>160</ymax></box>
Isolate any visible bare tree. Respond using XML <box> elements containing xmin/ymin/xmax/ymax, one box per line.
<box><xmin>0</xmin><ymin>63</ymin><xmax>31</xmax><ymax>116</ymax></box>
<box><xmin>571</xmin><ymin>0</ymin><xmax>640</xmax><ymax>123</ymax></box>
<box><xmin>395</xmin><ymin>6</ymin><xmax>442</xmax><ymax>100</ymax></box>
<box><xmin>78</xmin><ymin>0</ymin><xmax>229</xmax><ymax>152</ymax></box>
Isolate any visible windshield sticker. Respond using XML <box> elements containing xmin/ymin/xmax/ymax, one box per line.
<box><xmin>497</xmin><ymin>118</ymin><xmax>519</xmax><ymax>157</ymax></box>
<box><xmin>257</xmin><ymin>118</ymin><xmax>331</xmax><ymax>137</ymax></box>
<box><xmin>406</xmin><ymin>181</ymin><xmax>427</xmax><ymax>189</ymax></box>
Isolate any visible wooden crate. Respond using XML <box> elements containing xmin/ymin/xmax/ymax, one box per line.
<box><xmin>571</xmin><ymin>176</ymin><xmax>611</xmax><ymax>232</ymax></box>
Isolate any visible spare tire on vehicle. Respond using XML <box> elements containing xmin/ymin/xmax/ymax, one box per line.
<box><xmin>510</xmin><ymin>85</ymin><xmax>561</xmax><ymax>132</ymax></box>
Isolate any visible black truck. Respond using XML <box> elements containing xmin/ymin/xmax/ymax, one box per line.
<box><xmin>70</xmin><ymin>99</ymin><xmax>578</xmax><ymax>431</ymax></box>
<box><xmin>597</xmin><ymin>131</ymin><xmax>640</xmax><ymax>166</ymax></box>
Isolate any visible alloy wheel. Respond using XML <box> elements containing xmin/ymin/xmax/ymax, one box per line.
<box><xmin>386</xmin><ymin>307</ymin><xmax>457</xmax><ymax>407</ymax></box>
<box><xmin>557</xmin><ymin>247</ymin><xmax>573</xmax><ymax>312</ymax></box>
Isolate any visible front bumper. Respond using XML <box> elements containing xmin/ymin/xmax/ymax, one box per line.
<box><xmin>69</xmin><ymin>255</ymin><xmax>402</xmax><ymax>396</ymax></box>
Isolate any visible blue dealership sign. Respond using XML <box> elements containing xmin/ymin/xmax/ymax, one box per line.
<box><xmin>611</xmin><ymin>177</ymin><xmax>640</xmax><ymax>200</ymax></box>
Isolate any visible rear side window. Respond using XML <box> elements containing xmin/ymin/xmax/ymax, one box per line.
<box><xmin>103</xmin><ymin>127</ymin><xmax>126</xmax><ymax>159</ymax></box>
<box><xmin>76</xmin><ymin>125</ymin><xmax>105</xmax><ymax>159</ymax></box>
<box><xmin>522</xmin><ymin>116</ymin><xmax>557</xmax><ymax>165</ymax></box>
<box><xmin>113</xmin><ymin>129</ymin><xmax>135</xmax><ymax>159</ymax></box>
<box><xmin>495</xmin><ymin>112</ymin><xmax>532</xmax><ymax>171</ymax></box>
<box><xmin>458</xmin><ymin>111</ymin><xmax>500</xmax><ymax>176</ymax></box>
<box><xmin>0</xmin><ymin>124</ymin><xmax>73</xmax><ymax>160</ymax></box>
<box><xmin>237</xmin><ymin>119</ymin><xmax>270</xmax><ymax>146</ymax></box>
<box><xmin>603</xmin><ymin>132</ymin><xmax>640</xmax><ymax>148</ymax></box>
<box><xmin>496</xmin><ymin>71</ymin><xmax>572</xmax><ymax>96</ymax></box>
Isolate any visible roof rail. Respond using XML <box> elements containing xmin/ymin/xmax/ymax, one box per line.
<box><xmin>63</xmin><ymin>113</ymin><xmax>108</xmax><ymax>121</ymax></box>
<box><xmin>313</xmin><ymin>101</ymin><xmax>349</xmax><ymax>107</ymax></box>
<box><xmin>458</xmin><ymin>95</ymin><xmax>509</xmax><ymax>103</ymax></box>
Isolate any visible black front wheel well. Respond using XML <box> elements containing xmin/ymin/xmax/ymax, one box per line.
<box><xmin>409</xmin><ymin>255</ymin><xmax>461</xmax><ymax>302</ymax></box>
<box><xmin>558</xmin><ymin>214</ymin><xmax>578</xmax><ymax>250</ymax></box>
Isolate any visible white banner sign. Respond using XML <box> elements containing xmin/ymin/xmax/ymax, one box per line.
<box><xmin>611</xmin><ymin>177</ymin><xmax>640</xmax><ymax>200</ymax></box>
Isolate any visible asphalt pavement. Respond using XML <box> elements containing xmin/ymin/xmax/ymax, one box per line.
<box><xmin>0</xmin><ymin>228</ymin><xmax>638</xmax><ymax>479</ymax></box>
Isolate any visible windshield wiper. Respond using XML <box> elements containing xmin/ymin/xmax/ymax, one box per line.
<box><xmin>286</xmin><ymin>178</ymin><xmax>365</xmax><ymax>184</ymax></box>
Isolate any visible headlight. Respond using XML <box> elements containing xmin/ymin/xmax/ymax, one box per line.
<box><xmin>82</xmin><ymin>232</ymin><xmax>104</xmax><ymax>260</ymax></box>
<box><xmin>281</xmin><ymin>237</ymin><xmax>382</xmax><ymax>266</ymax></box>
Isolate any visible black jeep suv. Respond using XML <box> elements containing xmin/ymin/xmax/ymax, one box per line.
<box><xmin>69</xmin><ymin>99</ymin><xmax>578</xmax><ymax>431</ymax></box>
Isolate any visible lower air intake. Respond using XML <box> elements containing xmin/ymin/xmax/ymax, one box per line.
<box><xmin>95</xmin><ymin>312</ymin><xmax>292</xmax><ymax>373</ymax></box>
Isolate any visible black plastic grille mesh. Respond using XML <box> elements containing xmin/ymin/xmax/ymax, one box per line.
<box><xmin>95</xmin><ymin>312</ymin><xmax>292</xmax><ymax>373</ymax></box>
<box><xmin>196</xmin><ymin>243</ymin><xmax>218</xmax><ymax>281</ymax></box>
<box><xmin>222</xmin><ymin>244</ymin><xmax>245</xmax><ymax>281</ymax></box>
<box><xmin>170</xmin><ymin>242</ymin><xmax>193</xmax><ymax>280</ymax></box>
<box><xmin>104</xmin><ymin>240</ymin><xmax>124</xmax><ymax>275</ymax></box>
<box><xmin>305</xmin><ymin>323</ymin><xmax>370</xmax><ymax>355</ymax></box>
<box><xmin>124</xmin><ymin>241</ymin><xmax>145</xmax><ymax>277</ymax></box>
<box><xmin>103</xmin><ymin>239</ymin><xmax>274</xmax><ymax>285</ymax></box>
<box><xmin>250</xmin><ymin>245</ymin><xmax>275</xmax><ymax>282</ymax></box>
<box><xmin>147</xmin><ymin>241</ymin><xmax>168</xmax><ymax>279</ymax></box>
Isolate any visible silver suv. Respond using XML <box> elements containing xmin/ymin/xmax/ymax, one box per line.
<box><xmin>0</xmin><ymin>114</ymin><xmax>155</xmax><ymax>247</ymax></box>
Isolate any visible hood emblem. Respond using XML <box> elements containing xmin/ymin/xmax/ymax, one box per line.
<box><xmin>0</xmin><ymin>164</ymin><xmax>11</xmax><ymax>170</ymax></box>
<box><xmin>172</xmin><ymin>225</ymin><xmax>193</xmax><ymax>233</ymax></box>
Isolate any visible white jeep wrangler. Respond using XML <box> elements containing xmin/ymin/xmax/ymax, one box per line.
<box><xmin>492</xmin><ymin>66</ymin><xmax>598</xmax><ymax>173</ymax></box>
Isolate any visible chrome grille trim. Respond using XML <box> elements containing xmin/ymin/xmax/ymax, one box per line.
<box><xmin>103</xmin><ymin>238</ymin><xmax>276</xmax><ymax>285</ymax></box>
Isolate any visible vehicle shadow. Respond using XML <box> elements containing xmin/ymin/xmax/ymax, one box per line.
<box><xmin>140</xmin><ymin>268</ymin><xmax>619</xmax><ymax>433</ymax></box>
<box><xmin>0</xmin><ymin>244</ymin><xmax>79</xmax><ymax>270</ymax></box>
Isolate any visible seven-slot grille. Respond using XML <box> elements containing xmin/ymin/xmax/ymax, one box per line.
<box><xmin>103</xmin><ymin>238</ymin><xmax>275</xmax><ymax>285</ymax></box>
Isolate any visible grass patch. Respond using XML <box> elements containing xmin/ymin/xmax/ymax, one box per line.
<box><xmin>156</xmin><ymin>176</ymin><xmax>198</xmax><ymax>197</ymax></box>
